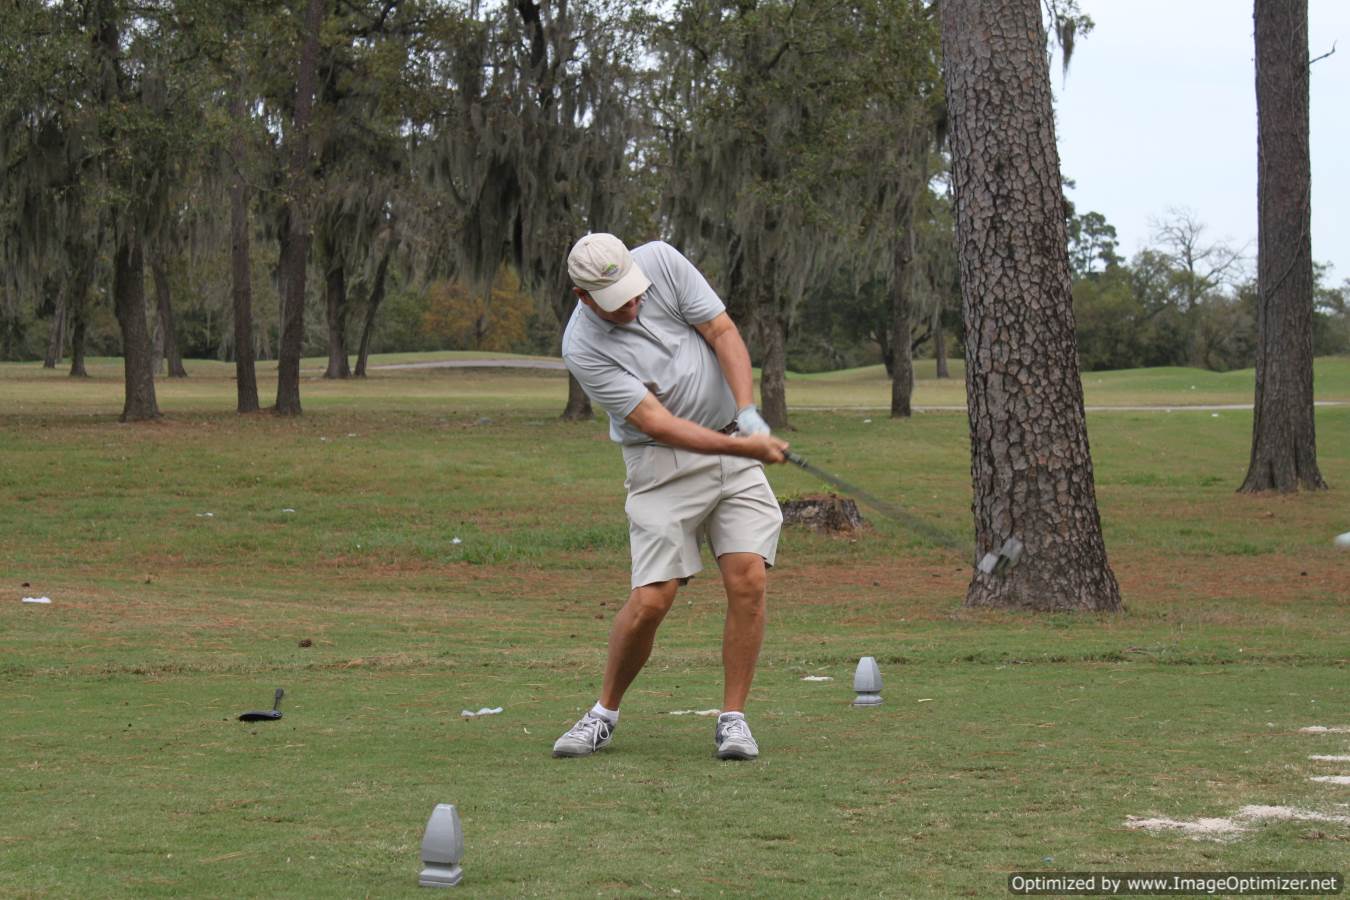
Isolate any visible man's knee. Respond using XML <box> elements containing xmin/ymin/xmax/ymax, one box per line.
<box><xmin>719</xmin><ymin>553</ymin><xmax>766</xmax><ymax>602</ymax></box>
<box><xmin>628</xmin><ymin>580</ymin><xmax>679</xmax><ymax>624</ymax></box>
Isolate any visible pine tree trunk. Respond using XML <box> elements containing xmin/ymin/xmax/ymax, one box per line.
<box><xmin>113</xmin><ymin>231</ymin><xmax>161</xmax><ymax>421</ymax></box>
<box><xmin>1239</xmin><ymin>0</ymin><xmax>1325</xmax><ymax>493</ymax></box>
<box><xmin>152</xmin><ymin>256</ymin><xmax>187</xmax><ymax>377</ymax></box>
<box><xmin>758</xmin><ymin>307</ymin><xmax>790</xmax><ymax>430</ymax></box>
<box><xmin>941</xmin><ymin>0</ymin><xmax>1120</xmax><ymax>612</ymax></box>
<box><xmin>323</xmin><ymin>260</ymin><xmax>349</xmax><ymax>378</ymax></box>
<box><xmin>274</xmin><ymin>0</ymin><xmax>325</xmax><ymax>416</ymax></box>
<box><xmin>354</xmin><ymin>251</ymin><xmax>391</xmax><ymax>378</ymax></box>
<box><xmin>45</xmin><ymin>289</ymin><xmax>66</xmax><ymax>368</ymax></box>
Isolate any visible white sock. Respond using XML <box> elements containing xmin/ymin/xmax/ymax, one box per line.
<box><xmin>591</xmin><ymin>702</ymin><xmax>619</xmax><ymax>725</ymax></box>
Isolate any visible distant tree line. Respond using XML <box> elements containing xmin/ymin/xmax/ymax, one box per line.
<box><xmin>0</xmin><ymin>0</ymin><xmax>945</xmax><ymax>425</ymax></box>
<box><xmin>1</xmin><ymin>0</ymin><xmax>1341</xmax><ymax>426</ymax></box>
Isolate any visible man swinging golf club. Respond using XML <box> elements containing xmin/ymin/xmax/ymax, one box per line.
<box><xmin>552</xmin><ymin>233</ymin><xmax>789</xmax><ymax>761</ymax></box>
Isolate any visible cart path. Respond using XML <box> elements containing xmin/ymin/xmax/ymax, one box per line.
<box><xmin>371</xmin><ymin>358</ymin><xmax>566</xmax><ymax>370</ymax></box>
<box><xmin>367</xmin><ymin>359</ymin><xmax>1348</xmax><ymax>411</ymax></box>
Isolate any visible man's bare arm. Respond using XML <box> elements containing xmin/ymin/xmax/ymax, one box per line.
<box><xmin>693</xmin><ymin>313</ymin><xmax>754</xmax><ymax>411</ymax></box>
<box><xmin>625</xmin><ymin>393</ymin><xmax>787</xmax><ymax>464</ymax></box>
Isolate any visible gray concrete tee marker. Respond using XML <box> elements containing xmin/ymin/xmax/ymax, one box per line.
<box><xmin>419</xmin><ymin>804</ymin><xmax>464</xmax><ymax>887</ymax></box>
<box><xmin>853</xmin><ymin>656</ymin><xmax>883</xmax><ymax>706</ymax></box>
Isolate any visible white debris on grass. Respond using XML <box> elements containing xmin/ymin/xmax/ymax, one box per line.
<box><xmin>1125</xmin><ymin>815</ymin><xmax>1246</xmax><ymax>840</ymax></box>
<box><xmin>668</xmin><ymin>709</ymin><xmax>721</xmax><ymax>717</ymax></box>
<box><xmin>1309</xmin><ymin>755</ymin><xmax>1350</xmax><ymax>762</ymax></box>
<box><xmin>1300</xmin><ymin>725</ymin><xmax>1350</xmax><ymax>733</ymax></box>
<box><xmin>196</xmin><ymin>512</ymin><xmax>214</xmax><ymax>518</ymax></box>
<box><xmin>282</xmin><ymin>508</ymin><xmax>296</xmax><ymax>513</ymax></box>
<box><xmin>917</xmin><ymin>698</ymin><xmax>935</xmax><ymax>703</ymax></box>
<box><xmin>451</xmin><ymin>537</ymin><xmax>462</xmax><ymax>545</ymax></box>
<box><xmin>1240</xmin><ymin>805</ymin><xmax>1350</xmax><ymax>824</ymax></box>
<box><xmin>460</xmin><ymin>707</ymin><xmax>503</xmax><ymax>718</ymax></box>
<box><xmin>1126</xmin><ymin>804</ymin><xmax>1350</xmax><ymax>841</ymax></box>
<box><xmin>1310</xmin><ymin>776</ymin><xmax>1350</xmax><ymax>785</ymax></box>
<box><xmin>21</xmin><ymin>597</ymin><xmax>52</xmax><ymax>604</ymax></box>
<box><xmin>800</xmin><ymin>675</ymin><xmax>833</xmax><ymax>682</ymax></box>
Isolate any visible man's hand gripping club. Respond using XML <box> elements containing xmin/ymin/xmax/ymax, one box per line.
<box><xmin>626</xmin><ymin>393</ymin><xmax>789</xmax><ymax>464</ymax></box>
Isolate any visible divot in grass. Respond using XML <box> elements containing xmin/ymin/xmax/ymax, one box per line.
<box><xmin>1309</xmin><ymin>776</ymin><xmax>1350</xmax><ymax>785</ymax></box>
<box><xmin>1309</xmin><ymin>755</ymin><xmax>1350</xmax><ymax>762</ymax></box>
<box><xmin>1299</xmin><ymin>725</ymin><xmax>1350</xmax><ymax>733</ymax></box>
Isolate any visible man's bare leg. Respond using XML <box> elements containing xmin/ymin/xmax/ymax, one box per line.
<box><xmin>598</xmin><ymin>579</ymin><xmax>679</xmax><ymax>710</ymax></box>
<box><xmin>717</xmin><ymin>552</ymin><xmax>767</xmax><ymax>712</ymax></box>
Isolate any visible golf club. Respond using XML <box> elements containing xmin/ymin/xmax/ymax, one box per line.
<box><xmin>239</xmin><ymin>688</ymin><xmax>285</xmax><ymax>722</ymax></box>
<box><xmin>783</xmin><ymin>451</ymin><xmax>1023</xmax><ymax>575</ymax></box>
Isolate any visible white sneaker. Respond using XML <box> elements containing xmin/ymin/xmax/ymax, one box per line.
<box><xmin>714</xmin><ymin>714</ymin><xmax>759</xmax><ymax>760</ymax></box>
<box><xmin>552</xmin><ymin>713</ymin><xmax>615</xmax><ymax>758</ymax></box>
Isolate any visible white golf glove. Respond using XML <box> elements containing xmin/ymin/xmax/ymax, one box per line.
<box><xmin>735</xmin><ymin>403</ymin><xmax>771</xmax><ymax>435</ymax></box>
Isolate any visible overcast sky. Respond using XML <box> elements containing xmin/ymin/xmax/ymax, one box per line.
<box><xmin>1052</xmin><ymin>0</ymin><xmax>1348</xmax><ymax>284</ymax></box>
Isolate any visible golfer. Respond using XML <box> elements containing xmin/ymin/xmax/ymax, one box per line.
<box><xmin>552</xmin><ymin>233</ymin><xmax>789</xmax><ymax>761</ymax></box>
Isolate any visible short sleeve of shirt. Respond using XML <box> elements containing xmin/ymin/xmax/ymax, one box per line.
<box><xmin>642</xmin><ymin>242</ymin><xmax>725</xmax><ymax>326</ymax></box>
<box><xmin>563</xmin><ymin>350</ymin><xmax>648</xmax><ymax>421</ymax></box>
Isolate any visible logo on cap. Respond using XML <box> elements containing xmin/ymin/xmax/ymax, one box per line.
<box><xmin>602</xmin><ymin>263</ymin><xmax>619</xmax><ymax>276</ymax></box>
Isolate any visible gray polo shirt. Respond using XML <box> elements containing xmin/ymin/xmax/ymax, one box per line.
<box><xmin>562</xmin><ymin>241</ymin><xmax>736</xmax><ymax>447</ymax></box>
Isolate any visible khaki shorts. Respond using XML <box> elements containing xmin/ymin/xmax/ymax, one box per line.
<box><xmin>621</xmin><ymin>445</ymin><xmax>783</xmax><ymax>589</ymax></box>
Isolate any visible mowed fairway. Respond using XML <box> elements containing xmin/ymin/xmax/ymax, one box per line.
<box><xmin>3</xmin><ymin>356</ymin><xmax>1349</xmax><ymax>898</ymax></box>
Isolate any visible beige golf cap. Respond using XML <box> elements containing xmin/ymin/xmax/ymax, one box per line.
<box><xmin>567</xmin><ymin>233</ymin><xmax>652</xmax><ymax>312</ymax></box>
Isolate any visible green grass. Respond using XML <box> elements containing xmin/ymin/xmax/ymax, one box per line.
<box><xmin>2</xmin><ymin>358</ymin><xmax>1348</xmax><ymax>897</ymax></box>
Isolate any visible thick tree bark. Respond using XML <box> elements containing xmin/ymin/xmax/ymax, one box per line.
<box><xmin>44</xmin><ymin>288</ymin><xmax>66</xmax><ymax>368</ymax></box>
<box><xmin>152</xmin><ymin>255</ymin><xmax>187</xmax><ymax>377</ymax></box>
<box><xmin>941</xmin><ymin>0</ymin><xmax>1120</xmax><ymax>611</ymax></box>
<box><xmin>274</xmin><ymin>0</ymin><xmax>326</xmax><ymax>415</ymax></box>
<box><xmin>113</xmin><ymin>231</ymin><xmax>160</xmax><ymax>421</ymax></box>
<box><xmin>1239</xmin><ymin>0</ymin><xmax>1325</xmax><ymax>493</ymax></box>
<box><xmin>354</xmin><ymin>250</ymin><xmax>390</xmax><ymax>378</ymax></box>
<box><xmin>758</xmin><ymin>307</ymin><xmax>789</xmax><ymax>430</ymax></box>
<box><xmin>323</xmin><ymin>260</ymin><xmax>350</xmax><ymax>378</ymax></box>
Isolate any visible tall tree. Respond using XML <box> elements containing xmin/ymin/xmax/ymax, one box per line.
<box><xmin>1239</xmin><ymin>0</ymin><xmax>1325</xmax><ymax>493</ymax></box>
<box><xmin>435</xmin><ymin>0</ymin><xmax>651</xmax><ymax>421</ymax></box>
<box><xmin>229</xmin><ymin>80</ymin><xmax>261</xmax><ymax>412</ymax></box>
<box><xmin>663</xmin><ymin>0</ymin><xmax>938</xmax><ymax>429</ymax></box>
<box><xmin>274</xmin><ymin>0</ymin><xmax>326</xmax><ymax>415</ymax></box>
<box><xmin>941</xmin><ymin>0</ymin><xmax>1120</xmax><ymax>611</ymax></box>
<box><xmin>92</xmin><ymin>0</ymin><xmax>160</xmax><ymax>421</ymax></box>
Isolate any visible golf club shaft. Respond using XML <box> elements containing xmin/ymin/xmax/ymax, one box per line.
<box><xmin>784</xmin><ymin>452</ymin><xmax>963</xmax><ymax>552</ymax></box>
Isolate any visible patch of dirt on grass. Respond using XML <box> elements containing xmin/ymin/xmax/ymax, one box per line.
<box><xmin>1113</xmin><ymin>552</ymin><xmax>1350</xmax><ymax>615</ymax></box>
<box><xmin>775</xmin><ymin>560</ymin><xmax>965</xmax><ymax>614</ymax></box>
